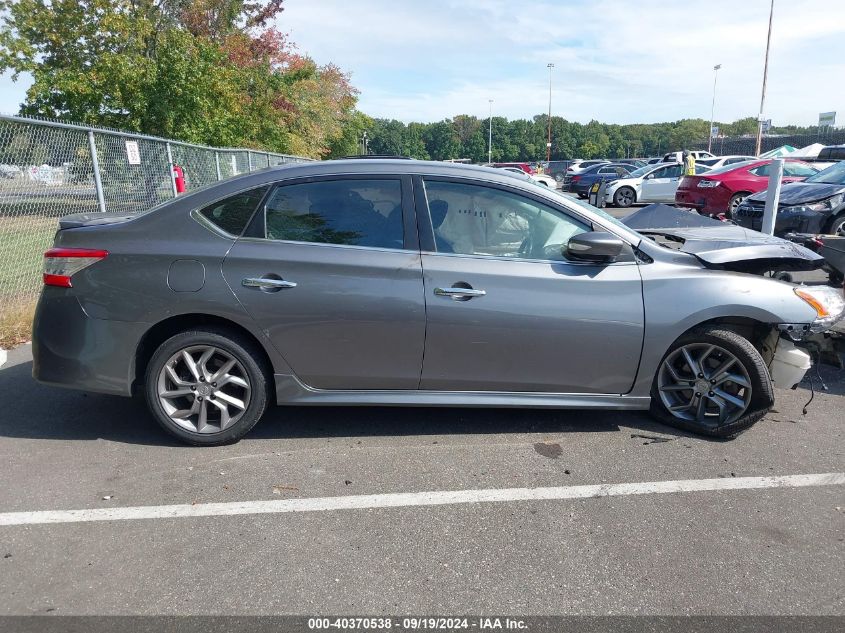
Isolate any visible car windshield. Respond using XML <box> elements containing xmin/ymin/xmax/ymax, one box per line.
<box><xmin>547</xmin><ymin>188</ymin><xmax>641</xmax><ymax>236</ymax></box>
<box><xmin>805</xmin><ymin>161</ymin><xmax>845</xmax><ymax>185</ymax></box>
<box><xmin>626</xmin><ymin>165</ymin><xmax>654</xmax><ymax>178</ymax></box>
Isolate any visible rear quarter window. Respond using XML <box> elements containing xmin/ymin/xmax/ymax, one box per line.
<box><xmin>198</xmin><ymin>186</ymin><xmax>270</xmax><ymax>235</ymax></box>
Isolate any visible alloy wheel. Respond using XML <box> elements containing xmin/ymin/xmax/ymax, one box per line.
<box><xmin>615</xmin><ymin>188</ymin><xmax>634</xmax><ymax>206</ymax></box>
<box><xmin>656</xmin><ymin>343</ymin><xmax>752</xmax><ymax>428</ymax></box>
<box><xmin>729</xmin><ymin>194</ymin><xmax>747</xmax><ymax>214</ymax></box>
<box><xmin>157</xmin><ymin>345</ymin><xmax>251</xmax><ymax>434</ymax></box>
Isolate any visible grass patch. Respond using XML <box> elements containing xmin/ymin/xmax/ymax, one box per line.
<box><xmin>0</xmin><ymin>214</ymin><xmax>57</xmax><ymax>347</ymax></box>
<box><xmin>0</xmin><ymin>214</ymin><xmax>58</xmax><ymax>303</ymax></box>
<box><xmin>0</xmin><ymin>297</ymin><xmax>35</xmax><ymax>349</ymax></box>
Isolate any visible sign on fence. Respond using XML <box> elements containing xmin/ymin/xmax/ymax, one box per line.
<box><xmin>125</xmin><ymin>140</ymin><xmax>141</xmax><ymax>165</ymax></box>
<box><xmin>819</xmin><ymin>111</ymin><xmax>836</xmax><ymax>128</ymax></box>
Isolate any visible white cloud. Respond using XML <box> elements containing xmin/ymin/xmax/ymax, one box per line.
<box><xmin>281</xmin><ymin>0</ymin><xmax>845</xmax><ymax>125</ymax></box>
<box><xmin>2</xmin><ymin>1</ymin><xmax>842</xmax><ymax>127</ymax></box>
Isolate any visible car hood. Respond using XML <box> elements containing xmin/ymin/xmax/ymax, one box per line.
<box><xmin>607</xmin><ymin>176</ymin><xmax>642</xmax><ymax>187</ymax></box>
<box><xmin>621</xmin><ymin>204</ymin><xmax>824</xmax><ymax>273</ymax></box>
<box><xmin>746</xmin><ymin>181</ymin><xmax>845</xmax><ymax>205</ymax></box>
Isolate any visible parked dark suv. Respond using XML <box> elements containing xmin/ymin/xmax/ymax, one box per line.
<box><xmin>817</xmin><ymin>145</ymin><xmax>845</xmax><ymax>163</ymax></box>
<box><xmin>543</xmin><ymin>160</ymin><xmax>576</xmax><ymax>184</ymax></box>
<box><xmin>733</xmin><ymin>161</ymin><xmax>845</xmax><ymax>236</ymax></box>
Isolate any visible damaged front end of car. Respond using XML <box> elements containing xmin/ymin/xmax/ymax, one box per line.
<box><xmin>623</xmin><ymin>204</ymin><xmax>845</xmax><ymax>385</ymax></box>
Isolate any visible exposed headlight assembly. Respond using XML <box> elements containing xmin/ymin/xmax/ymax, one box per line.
<box><xmin>784</xmin><ymin>194</ymin><xmax>844</xmax><ymax>213</ymax></box>
<box><xmin>794</xmin><ymin>286</ymin><xmax>845</xmax><ymax>331</ymax></box>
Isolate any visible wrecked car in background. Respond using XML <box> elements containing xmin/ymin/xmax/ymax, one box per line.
<box><xmin>734</xmin><ymin>161</ymin><xmax>845</xmax><ymax>236</ymax></box>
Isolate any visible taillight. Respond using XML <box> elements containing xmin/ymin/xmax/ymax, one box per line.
<box><xmin>572</xmin><ymin>175</ymin><xmax>581</xmax><ymax>182</ymax></box>
<box><xmin>43</xmin><ymin>248</ymin><xmax>108</xmax><ymax>287</ymax></box>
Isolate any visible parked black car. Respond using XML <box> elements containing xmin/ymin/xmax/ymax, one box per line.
<box><xmin>733</xmin><ymin>161</ymin><xmax>845</xmax><ymax>236</ymax></box>
<box><xmin>569</xmin><ymin>163</ymin><xmax>634</xmax><ymax>197</ymax></box>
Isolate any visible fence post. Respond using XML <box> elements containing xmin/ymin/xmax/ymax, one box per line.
<box><xmin>88</xmin><ymin>130</ymin><xmax>107</xmax><ymax>214</ymax></box>
<box><xmin>165</xmin><ymin>142</ymin><xmax>178</xmax><ymax>198</ymax></box>
<box><xmin>215</xmin><ymin>152</ymin><xmax>221</xmax><ymax>181</ymax></box>
<box><xmin>247</xmin><ymin>151</ymin><xmax>253</xmax><ymax>172</ymax></box>
<box><xmin>266</xmin><ymin>151</ymin><xmax>271</xmax><ymax>167</ymax></box>
<box><xmin>761</xmin><ymin>158</ymin><xmax>784</xmax><ymax>236</ymax></box>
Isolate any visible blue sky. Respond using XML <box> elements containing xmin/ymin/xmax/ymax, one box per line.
<box><xmin>2</xmin><ymin>0</ymin><xmax>844</xmax><ymax>126</ymax></box>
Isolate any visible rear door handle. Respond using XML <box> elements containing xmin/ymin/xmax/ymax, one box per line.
<box><xmin>434</xmin><ymin>286</ymin><xmax>486</xmax><ymax>300</ymax></box>
<box><xmin>242</xmin><ymin>277</ymin><xmax>297</xmax><ymax>291</ymax></box>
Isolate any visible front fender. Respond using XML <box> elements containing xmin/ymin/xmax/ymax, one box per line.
<box><xmin>630</xmin><ymin>263</ymin><xmax>817</xmax><ymax>396</ymax></box>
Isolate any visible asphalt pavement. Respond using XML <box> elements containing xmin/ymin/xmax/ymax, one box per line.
<box><xmin>0</xmin><ymin>343</ymin><xmax>843</xmax><ymax>616</ymax></box>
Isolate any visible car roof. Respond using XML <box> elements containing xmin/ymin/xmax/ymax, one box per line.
<box><xmin>165</xmin><ymin>158</ymin><xmax>556</xmax><ymax>203</ymax></box>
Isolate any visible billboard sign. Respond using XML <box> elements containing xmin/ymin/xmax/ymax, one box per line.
<box><xmin>819</xmin><ymin>112</ymin><xmax>836</xmax><ymax>127</ymax></box>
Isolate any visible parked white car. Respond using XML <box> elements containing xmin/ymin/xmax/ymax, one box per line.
<box><xmin>604</xmin><ymin>162</ymin><xmax>710</xmax><ymax>208</ymax></box>
<box><xmin>662</xmin><ymin>150</ymin><xmax>715</xmax><ymax>163</ymax></box>
<box><xmin>497</xmin><ymin>166</ymin><xmax>557</xmax><ymax>188</ymax></box>
<box><xmin>530</xmin><ymin>173</ymin><xmax>557</xmax><ymax>187</ymax></box>
<box><xmin>696</xmin><ymin>155</ymin><xmax>756</xmax><ymax>170</ymax></box>
<box><xmin>566</xmin><ymin>159</ymin><xmax>609</xmax><ymax>175</ymax></box>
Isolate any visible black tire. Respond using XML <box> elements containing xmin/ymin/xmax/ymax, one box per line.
<box><xmin>826</xmin><ymin>213</ymin><xmax>845</xmax><ymax>237</ymax></box>
<box><xmin>145</xmin><ymin>327</ymin><xmax>270</xmax><ymax>446</ymax></box>
<box><xmin>613</xmin><ymin>186</ymin><xmax>635</xmax><ymax>208</ymax></box>
<box><xmin>728</xmin><ymin>192</ymin><xmax>750</xmax><ymax>216</ymax></box>
<box><xmin>649</xmin><ymin>327</ymin><xmax>774</xmax><ymax>439</ymax></box>
<box><xmin>577</xmin><ymin>192</ymin><xmax>587</xmax><ymax>199</ymax></box>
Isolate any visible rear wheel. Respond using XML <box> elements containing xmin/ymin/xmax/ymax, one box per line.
<box><xmin>613</xmin><ymin>186</ymin><xmax>635</xmax><ymax>208</ymax></box>
<box><xmin>145</xmin><ymin>327</ymin><xmax>269</xmax><ymax>445</ymax></box>
<box><xmin>650</xmin><ymin>327</ymin><xmax>773</xmax><ymax>438</ymax></box>
<box><xmin>728</xmin><ymin>192</ymin><xmax>750</xmax><ymax>215</ymax></box>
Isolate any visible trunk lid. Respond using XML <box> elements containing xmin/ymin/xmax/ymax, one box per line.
<box><xmin>58</xmin><ymin>211</ymin><xmax>140</xmax><ymax>230</ymax></box>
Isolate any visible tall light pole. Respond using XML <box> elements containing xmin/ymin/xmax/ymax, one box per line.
<box><xmin>755</xmin><ymin>0</ymin><xmax>775</xmax><ymax>157</ymax></box>
<box><xmin>488</xmin><ymin>99</ymin><xmax>493</xmax><ymax>164</ymax></box>
<box><xmin>546</xmin><ymin>63</ymin><xmax>554</xmax><ymax>162</ymax></box>
<box><xmin>708</xmin><ymin>64</ymin><xmax>721</xmax><ymax>154</ymax></box>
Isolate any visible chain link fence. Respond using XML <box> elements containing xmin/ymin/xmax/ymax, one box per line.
<box><xmin>0</xmin><ymin>114</ymin><xmax>313</xmax><ymax>331</ymax></box>
<box><xmin>690</xmin><ymin>129</ymin><xmax>845</xmax><ymax>157</ymax></box>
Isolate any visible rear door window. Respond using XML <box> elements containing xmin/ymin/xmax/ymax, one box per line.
<box><xmin>264</xmin><ymin>179</ymin><xmax>405</xmax><ymax>249</ymax></box>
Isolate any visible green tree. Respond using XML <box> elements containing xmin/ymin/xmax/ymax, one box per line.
<box><xmin>0</xmin><ymin>0</ymin><xmax>358</xmax><ymax>157</ymax></box>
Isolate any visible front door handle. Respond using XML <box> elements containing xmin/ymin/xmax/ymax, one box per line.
<box><xmin>242</xmin><ymin>277</ymin><xmax>297</xmax><ymax>291</ymax></box>
<box><xmin>434</xmin><ymin>286</ymin><xmax>486</xmax><ymax>300</ymax></box>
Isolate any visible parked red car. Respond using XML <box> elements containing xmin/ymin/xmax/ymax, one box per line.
<box><xmin>675</xmin><ymin>158</ymin><xmax>818</xmax><ymax>216</ymax></box>
<box><xmin>492</xmin><ymin>162</ymin><xmax>535</xmax><ymax>174</ymax></box>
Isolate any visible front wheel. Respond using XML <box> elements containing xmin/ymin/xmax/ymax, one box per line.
<box><xmin>145</xmin><ymin>327</ymin><xmax>269</xmax><ymax>445</ymax></box>
<box><xmin>613</xmin><ymin>186</ymin><xmax>635</xmax><ymax>208</ymax></box>
<box><xmin>827</xmin><ymin>214</ymin><xmax>845</xmax><ymax>237</ymax></box>
<box><xmin>650</xmin><ymin>327</ymin><xmax>774</xmax><ymax>438</ymax></box>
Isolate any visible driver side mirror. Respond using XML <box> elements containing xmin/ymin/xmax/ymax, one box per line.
<box><xmin>565</xmin><ymin>231</ymin><xmax>625</xmax><ymax>263</ymax></box>
<box><xmin>645</xmin><ymin>173</ymin><xmax>654</xmax><ymax>180</ymax></box>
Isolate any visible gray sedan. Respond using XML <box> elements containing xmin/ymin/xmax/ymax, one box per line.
<box><xmin>33</xmin><ymin>159</ymin><xmax>845</xmax><ymax>445</ymax></box>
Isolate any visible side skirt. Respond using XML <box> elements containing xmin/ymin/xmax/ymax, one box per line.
<box><xmin>274</xmin><ymin>374</ymin><xmax>651</xmax><ymax>410</ymax></box>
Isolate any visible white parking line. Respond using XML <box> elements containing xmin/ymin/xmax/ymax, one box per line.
<box><xmin>1</xmin><ymin>473</ymin><xmax>842</xmax><ymax>527</ymax></box>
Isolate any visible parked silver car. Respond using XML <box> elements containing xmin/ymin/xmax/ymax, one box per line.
<box><xmin>33</xmin><ymin>159</ymin><xmax>844</xmax><ymax>445</ymax></box>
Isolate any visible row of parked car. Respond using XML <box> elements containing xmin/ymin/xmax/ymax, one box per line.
<box><xmin>485</xmin><ymin>146</ymin><xmax>845</xmax><ymax>238</ymax></box>
<box><xmin>545</xmin><ymin>147</ymin><xmax>845</xmax><ymax>238</ymax></box>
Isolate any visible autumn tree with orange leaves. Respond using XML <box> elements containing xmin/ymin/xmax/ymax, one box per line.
<box><xmin>0</xmin><ymin>0</ymin><xmax>360</xmax><ymax>157</ymax></box>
